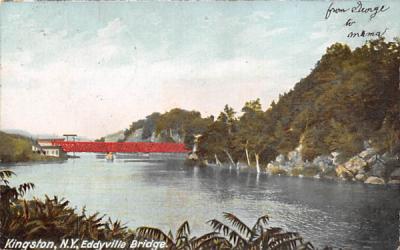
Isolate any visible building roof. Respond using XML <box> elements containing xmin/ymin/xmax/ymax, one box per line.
<box><xmin>41</xmin><ymin>145</ymin><xmax>63</xmax><ymax>149</ymax></box>
<box><xmin>37</xmin><ymin>138</ymin><xmax>65</xmax><ymax>141</ymax></box>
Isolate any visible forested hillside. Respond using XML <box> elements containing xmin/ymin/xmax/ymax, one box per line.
<box><xmin>198</xmin><ymin>39</ymin><xmax>400</xmax><ymax>166</ymax></box>
<box><xmin>117</xmin><ymin>39</ymin><xmax>400</xmax><ymax>168</ymax></box>
<box><xmin>117</xmin><ymin>109</ymin><xmax>213</xmax><ymax>146</ymax></box>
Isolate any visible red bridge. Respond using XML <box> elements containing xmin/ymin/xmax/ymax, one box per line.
<box><xmin>51</xmin><ymin>141</ymin><xmax>190</xmax><ymax>153</ymax></box>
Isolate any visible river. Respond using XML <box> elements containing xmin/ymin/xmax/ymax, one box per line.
<box><xmin>2</xmin><ymin>153</ymin><xmax>400</xmax><ymax>249</ymax></box>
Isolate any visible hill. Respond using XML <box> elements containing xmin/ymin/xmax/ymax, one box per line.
<box><xmin>105</xmin><ymin>39</ymin><xmax>400</xmax><ymax>182</ymax></box>
<box><xmin>0</xmin><ymin>132</ymin><xmax>46</xmax><ymax>163</ymax></box>
<box><xmin>196</xmin><ymin>39</ymin><xmax>399</xmax><ymax>166</ymax></box>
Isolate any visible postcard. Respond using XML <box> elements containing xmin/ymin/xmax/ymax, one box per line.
<box><xmin>0</xmin><ymin>1</ymin><xmax>399</xmax><ymax>249</ymax></box>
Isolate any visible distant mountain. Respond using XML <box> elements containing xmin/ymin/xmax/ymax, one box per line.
<box><xmin>2</xmin><ymin>129</ymin><xmax>34</xmax><ymax>138</ymax></box>
<box><xmin>1</xmin><ymin>129</ymin><xmax>92</xmax><ymax>141</ymax></box>
<box><xmin>1</xmin><ymin>129</ymin><xmax>60</xmax><ymax>139</ymax></box>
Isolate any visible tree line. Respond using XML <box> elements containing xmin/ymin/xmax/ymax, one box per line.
<box><xmin>118</xmin><ymin>38</ymin><xmax>400</xmax><ymax>168</ymax></box>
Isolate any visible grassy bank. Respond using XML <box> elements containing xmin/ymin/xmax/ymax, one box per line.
<box><xmin>0</xmin><ymin>131</ymin><xmax>56</xmax><ymax>163</ymax></box>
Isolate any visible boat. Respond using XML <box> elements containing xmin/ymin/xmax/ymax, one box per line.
<box><xmin>105</xmin><ymin>152</ymin><xmax>114</xmax><ymax>161</ymax></box>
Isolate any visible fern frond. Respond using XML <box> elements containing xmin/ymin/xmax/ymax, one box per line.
<box><xmin>207</xmin><ymin>219</ymin><xmax>231</xmax><ymax>236</ymax></box>
<box><xmin>136</xmin><ymin>226</ymin><xmax>174</xmax><ymax>245</ymax></box>
<box><xmin>190</xmin><ymin>232</ymin><xmax>220</xmax><ymax>249</ymax></box>
<box><xmin>176</xmin><ymin>220</ymin><xmax>190</xmax><ymax>239</ymax></box>
<box><xmin>18</xmin><ymin>183</ymin><xmax>35</xmax><ymax>197</ymax></box>
<box><xmin>223</xmin><ymin>212</ymin><xmax>253</xmax><ymax>238</ymax></box>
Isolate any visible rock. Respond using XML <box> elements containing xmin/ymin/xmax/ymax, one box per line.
<box><xmin>344</xmin><ymin>157</ymin><xmax>367</xmax><ymax>175</ymax></box>
<box><xmin>369</xmin><ymin>162</ymin><xmax>386</xmax><ymax>178</ymax></box>
<box><xmin>187</xmin><ymin>152</ymin><xmax>199</xmax><ymax>160</ymax></box>
<box><xmin>358</xmin><ymin>147</ymin><xmax>376</xmax><ymax>160</ymax></box>
<box><xmin>331</xmin><ymin>152</ymin><xmax>341</xmax><ymax>165</ymax></box>
<box><xmin>384</xmin><ymin>158</ymin><xmax>400</xmax><ymax>169</ymax></box>
<box><xmin>266</xmin><ymin>163</ymin><xmax>287</xmax><ymax>175</ymax></box>
<box><xmin>355</xmin><ymin>173</ymin><xmax>367</xmax><ymax>182</ymax></box>
<box><xmin>357</xmin><ymin>168</ymin><xmax>366</xmax><ymax>175</ymax></box>
<box><xmin>313</xmin><ymin>155</ymin><xmax>334</xmax><ymax>172</ymax></box>
<box><xmin>275</xmin><ymin>154</ymin><xmax>286</xmax><ymax>165</ymax></box>
<box><xmin>126</xmin><ymin>128</ymin><xmax>144</xmax><ymax>142</ymax></box>
<box><xmin>390</xmin><ymin>168</ymin><xmax>400</xmax><ymax>180</ymax></box>
<box><xmin>287</xmin><ymin>146</ymin><xmax>303</xmax><ymax>166</ymax></box>
<box><xmin>388</xmin><ymin>179</ymin><xmax>400</xmax><ymax>185</ymax></box>
<box><xmin>364</xmin><ymin>176</ymin><xmax>385</xmax><ymax>185</ymax></box>
<box><xmin>381</xmin><ymin>153</ymin><xmax>400</xmax><ymax>167</ymax></box>
<box><xmin>280</xmin><ymin>164</ymin><xmax>292</xmax><ymax>172</ymax></box>
<box><xmin>367</xmin><ymin>155</ymin><xmax>379</xmax><ymax>165</ymax></box>
<box><xmin>336</xmin><ymin>165</ymin><xmax>353</xmax><ymax>180</ymax></box>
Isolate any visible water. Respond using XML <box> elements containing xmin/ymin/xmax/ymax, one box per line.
<box><xmin>2</xmin><ymin>153</ymin><xmax>400</xmax><ymax>249</ymax></box>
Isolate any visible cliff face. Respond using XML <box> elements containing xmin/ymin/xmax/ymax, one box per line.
<box><xmin>125</xmin><ymin>128</ymin><xmax>183</xmax><ymax>143</ymax></box>
<box><xmin>103</xmin><ymin>130</ymin><xmax>125</xmax><ymax>142</ymax></box>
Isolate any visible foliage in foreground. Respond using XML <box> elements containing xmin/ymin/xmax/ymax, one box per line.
<box><xmin>0</xmin><ymin>170</ymin><xmax>313</xmax><ymax>249</ymax></box>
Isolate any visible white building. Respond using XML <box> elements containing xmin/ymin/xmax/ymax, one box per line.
<box><xmin>33</xmin><ymin>138</ymin><xmax>66</xmax><ymax>158</ymax></box>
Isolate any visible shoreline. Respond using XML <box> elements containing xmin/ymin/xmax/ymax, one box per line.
<box><xmin>0</xmin><ymin>157</ymin><xmax>67</xmax><ymax>167</ymax></box>
<box><xmin>199</xmin><ymin>161</ymin><xmax>400</xmax><ymax>187</ymax></box>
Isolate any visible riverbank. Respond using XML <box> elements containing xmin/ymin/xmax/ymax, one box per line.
<box><xmin>0</xmin><ymin>157</ymin><xmax>67</xmax><ymax>167</ymax></box>
<box><xmin>0</xmin><ymin>131</ymin><xmax>68</xmax><ymax>164</ymax></box>
<box><xmin>265</xmin><ymin>144</ymin><xmax>400</xmax><ymax>186</ymax></box>
<box><xmin>199</xmin><ymin>144</ymin><xmax>400</xmax><ymax>186</ymax></box>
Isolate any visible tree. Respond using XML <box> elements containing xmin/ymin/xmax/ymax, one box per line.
<box><xmin>235</xmin><ymin>99</ymin><xmax>266</xmax><ymax>171</ymax></box>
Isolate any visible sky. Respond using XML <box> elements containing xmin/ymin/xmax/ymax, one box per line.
<box><xmin>1</xmin><ymin>1</ymin><xmax>399</xmax><ymax>139</ymax></box>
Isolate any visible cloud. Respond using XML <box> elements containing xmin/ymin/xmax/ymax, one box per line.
<box><xmin>2</xmin><ymin>16</ymin><xmax>291</xmax><ymax>138</ymax></box>
<box><xmin>5</xmin><ymin>1</ymin><xmax>397</xmax><ymax>138</ymax></box>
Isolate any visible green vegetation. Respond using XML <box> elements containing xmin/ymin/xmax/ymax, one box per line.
<box><xmin>113</xmin><ymin>39</ymin><xmax>400</xmax><ymax>170</ymax></box>
<box><xmin>197</xmin><ymin>39</ymin><xmax>400</xmax><ymax>167</ymax></box>
<box><xmin>0</xmin><ymin>132</ymin><xmax>50</xmax><ymax>163</ymax></box>
<box><xmin>0</xmin><ymin>170</ymin><xmax>313</xmax><ymax>249</ymax></box>
<box><xmin>120</xmin><ymin>109</ymin><xmax>213</xmax><ymax>149</ymax></box>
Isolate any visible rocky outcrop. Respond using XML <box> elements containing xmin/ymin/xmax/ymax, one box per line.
<box><xmin>104</xmin><ymin>130</ymin><xmax>125</xmax><ymax>142</ymax></box>
<box><xmin>388</xmin><ymin>179</ymin><xmax>400</xmax><ymax>185</ymax></box>
<box><xmin>343</xmin><ymin>156</ymin><xmax>368</xmax><ymax>175</ymax></box>
<box><xmin>313</xmin><ymin>155</ymin><xmax>335</xmax><ymax>173</ymax></box>
<box><xmin>369</xmin><ymin>162</ymin><xmax>386</xmax><ymax>178</ymax></box>
<box><xmin>264</xmin><ymin>143</ymin><xmax>400</xmax><ymax>185</ymax></box>
<box><xmin>336</xmin><ymin>165</ymin><xmax>353</xmax><ymax>180</ymax></box>
<box><xmin>364</xmin><ymin>176</ymin><xmax>385</xmax><ymax>185</ymax></box>
<box><xmin>126</xmin><ymin>128</ymin><xmax>145</xmax><ymax>142</ymax></box>
<box><xmin>355</xmin><ymin>173</ymin><xmax>367</xmax><ymax>182</ymax></box>
<box><xmin>390</xmin><ymin>168</ymin><xmax>400</xmax><ymax>180</ymax></box>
